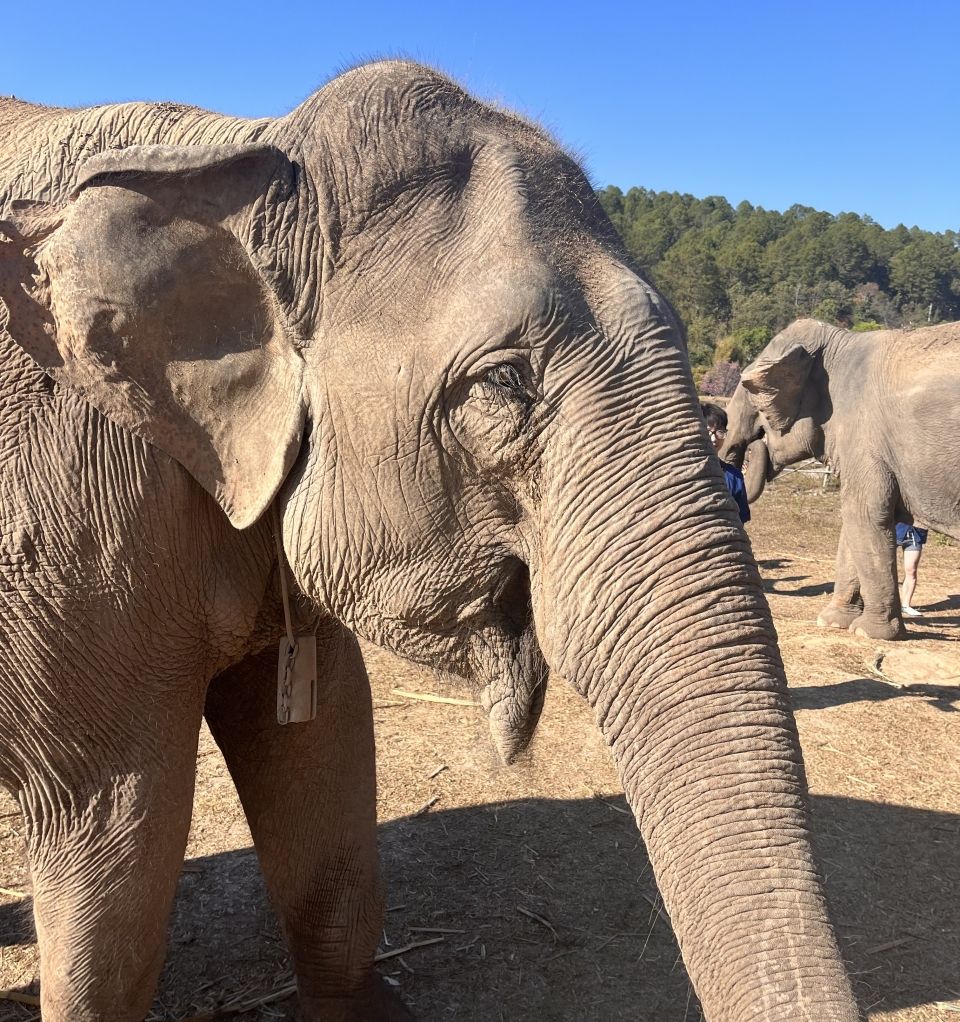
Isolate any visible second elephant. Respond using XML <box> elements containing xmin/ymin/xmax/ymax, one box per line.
<box><xmin>722</xmin><ymin>318</ymin><xmax>960</xmax><ymax>639</ymax></box>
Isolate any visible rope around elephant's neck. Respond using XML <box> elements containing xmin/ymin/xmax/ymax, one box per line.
<box><xmin>271</xmin><ymin>503</ymin><xmax>296</xmax><ymax>649</ymax></box>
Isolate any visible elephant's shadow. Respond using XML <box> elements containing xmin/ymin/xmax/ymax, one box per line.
<box><xmin>791</xmin><ymin>677</ymin><xmax>960</xmax><ymax>713</ymax></box>
<box><xmin>0</xmin><ymin>796</ymin><xmax>957</xmax><ymax>1021</ymax></box>
<box><xmin>762</xmin><ymin>575</ymin><xmax>834</xmax><ymax>598</ymax></box>
<box><xmin>756</xmin><ymin>560</ymin><xmax>834</xmax><ymax>598</ymax></box>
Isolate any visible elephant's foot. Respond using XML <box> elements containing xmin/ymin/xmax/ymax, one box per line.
<box><xmin>848</xmin><ymin>613</ymin><xmax>906</xmax><ymax>641</ymax></box>
<box><xmin>816</xmin><ymin>602</ymin><xmax>863</xmax><ymax>630</ymax></box>
<box><xmin>300</xmin><ymin>975</ymin><xmax>415</xmax><ymax>1021</ymax></box>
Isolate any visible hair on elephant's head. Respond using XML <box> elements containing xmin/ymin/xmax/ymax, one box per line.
<box><xmin>720</xmin><ymin>319</ymin><xmax>836</xmax><ymax>501</ymax></box>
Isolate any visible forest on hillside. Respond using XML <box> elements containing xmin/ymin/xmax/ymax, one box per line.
<box><xmin>597</xmin><ymin>186</ymin><xmax>960</xmax><ymax>387</ymax></box>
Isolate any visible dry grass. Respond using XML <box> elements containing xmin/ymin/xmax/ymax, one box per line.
<box><xmin>1</xmin><ymin>470</ymin><xmax>958</xmax><ymax>1020</ymax></box>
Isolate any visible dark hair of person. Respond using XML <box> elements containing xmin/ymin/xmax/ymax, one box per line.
<box><xmin>700</xmin><ymin>403</ymin><xmax>728</xmax><ymax>430</ymax></box>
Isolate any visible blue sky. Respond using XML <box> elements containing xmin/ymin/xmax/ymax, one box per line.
<box><xmin>5</xmin><ymin>0</ymin><xmax>958</xmax><ymax>232</ymax></box>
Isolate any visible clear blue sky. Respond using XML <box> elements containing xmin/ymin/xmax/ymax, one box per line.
<box><xmin>5</xmin><ymin>0</ymin><xmax>958</xmax><ymax>232</ymax></box>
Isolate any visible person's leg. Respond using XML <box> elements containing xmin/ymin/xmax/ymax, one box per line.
<box><xmin>901</xmin><ymin>544</ymin><xmax>922</xmax><ymax>612</ymax></box>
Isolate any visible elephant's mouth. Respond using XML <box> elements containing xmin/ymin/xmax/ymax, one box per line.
<box><xmin>454</xmin><ymin>557</ymin><xmax>531</xmax><ymax>632</ymax></box>
<box><xmin>491</xmin><ymin>557</ymin><xmax>533</xmax><ymax>633</ymax></box>
<box><xmin>383</xmin><ymin>558</ymin><xmax>548</xmax><ymax>763</ymax></box>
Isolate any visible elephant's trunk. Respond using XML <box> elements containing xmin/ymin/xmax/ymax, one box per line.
<box><xmin>742</xmin><ymin>437</ymin><xmax>771</xmax><ymax>503</ymax></box>
<box><xmin>533</xmin><ymin>290</ymin><xmax>859</xmax><ymax>1019</ymax></box>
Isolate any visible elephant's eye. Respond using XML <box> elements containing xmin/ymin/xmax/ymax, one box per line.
<box><xmin>449</xmin><ymin>358</ymin><xmax>536</xmax><ymax>470</ymax></box>
<box><xmin>484</xmin><ymin>362</ymin><xmax>527</xmax><ymax>397</ymax></box>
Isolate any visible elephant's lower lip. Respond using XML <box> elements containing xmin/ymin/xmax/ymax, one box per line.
<box><xmin>480</xmin><ymin>666</ymin><xmax>548</xmax><ymax>766</ymax></box>
<box><xmin>486</xmin><ymin>703</ymin><xmax>538</xmax><ymax>765</ymax></box>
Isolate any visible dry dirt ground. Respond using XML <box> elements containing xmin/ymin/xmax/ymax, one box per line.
<box><xmin>1</xmin><ymin>470</ymin><xmax>957</xmax><ymax>1020</ymax></box>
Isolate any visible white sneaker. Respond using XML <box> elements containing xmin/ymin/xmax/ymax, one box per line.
<box><xmin>901</xmin><ymin>605</ymin><xmax>921</xmax><ymax>617</ymax></box>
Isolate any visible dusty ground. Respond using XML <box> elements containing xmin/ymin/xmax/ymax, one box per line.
<box><xmin>1</xmin><ymin>470</ymin><xmax>958</xmax><ymax>1020</ymax></box>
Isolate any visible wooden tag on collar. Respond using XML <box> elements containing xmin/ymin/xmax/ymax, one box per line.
<box><xmin>277</xmin><ymin>635</ymin><xmax>318</xmax><ymax>725</ymax></box>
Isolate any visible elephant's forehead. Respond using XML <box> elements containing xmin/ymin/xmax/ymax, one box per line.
<box><xmin>293</xmin><ymin>69</ymin><xmax>601</xmax><ymax>268</ymax></box>
<box><xmin>296</xmin><ymin>60</ymin><xmax>577</xmax><ymax>213</ymax></box>
<box><xmin>318</xmin><ymin>167</ymin><xmax>564</xmax><ymax>358</ymax></box>
<box><xmin>316</xmin><ymin>267</ymin><xmax>560</xmax><ymax>381</ymax></box>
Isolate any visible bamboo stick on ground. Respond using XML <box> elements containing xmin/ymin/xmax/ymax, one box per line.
<box><xmin>390</xmin><ymin>688</ymin><xmax>479</xmax><ymax>706</ymax></box>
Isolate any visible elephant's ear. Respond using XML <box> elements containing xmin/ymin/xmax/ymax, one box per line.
<box><xmin>739</xmin><ymin>343</ymin><xmax>813</xmax><ymax>432</ymax></box>
<box><xmin>0</xmin><ymin>143</ymin><xmax>305</xmax><ymax>529</ymax></box>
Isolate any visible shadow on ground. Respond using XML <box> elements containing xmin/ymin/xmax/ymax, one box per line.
<box><xmin>762</xmin><ymin>575</ymin><xmax>835</xmax><ymax>598</ymax></box>
<box><xmin>791</xmin><ymin>678</ymin><xmax>960</xmax><ymax>713</ymax></box>
<box><xmin>1</xmin><ymin>796</ymin><xmax>957</xmax><ymax>1020</ymax></box>
<box><xmin>754</xmin><ymin>558</ymin><xmax>833</xmax><ymax>598</ymax></box>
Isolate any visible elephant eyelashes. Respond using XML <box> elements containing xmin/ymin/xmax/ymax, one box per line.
<box><xmin>485</xmin><ymin>362</ymin><xmax>525</xmax><ymax>393</ymax></box>
<box><xmin>481</xmin><ymin>362</ymin><xmax>535</xmax><ymax>412</ymax></box>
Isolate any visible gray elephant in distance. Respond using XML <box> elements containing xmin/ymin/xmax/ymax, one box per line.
<box><xmin>722</xmin><ymin>318</ymin><xmax>960</xmax><ymax>639</ymax></box>
<box><xmin>0</xmin><ymin>64</ymin><xmax>860</xmax><ymax>1020</ymax></box>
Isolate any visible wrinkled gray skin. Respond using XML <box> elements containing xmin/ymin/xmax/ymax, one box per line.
<box><xmin>0</xmin><ymin>65</ymin><xmax>860</xmax><ymax>1020</ymax></box>
<box><xmin>722</xmin><ymin>318</ymin><xmax>960</xmax><ymax>640</ymax></box>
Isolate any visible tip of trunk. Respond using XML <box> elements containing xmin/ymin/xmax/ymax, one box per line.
<box><xmin>743</xmin><ymin>437</ymin><xmax>772</xmax><ymax>503</ymax></box>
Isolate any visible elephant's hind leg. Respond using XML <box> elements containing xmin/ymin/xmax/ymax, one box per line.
<box><xmin>19</xmin><ymin>691</ymin><xmax>201</xmax><ymax>1020</ymax></box>
<box><xmin>204</xmin><ymin>623</ymin><xmax>407</xmax><ymax>1021</ymax></box>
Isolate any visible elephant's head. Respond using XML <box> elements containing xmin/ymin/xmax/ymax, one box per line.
<box><xmin>0</xmin><ymin>65</ymin><xmax>859</xmax><ymax>1019</ymax></box>
<box><xmin>719</xmin><ymin>384</ymin><xmax>770</xmax><ymax>502</ymax></box>
<box><xmin>721</xmin><ymin>319</ymin><xmax>836</xmax><ymax>501</ymax></box>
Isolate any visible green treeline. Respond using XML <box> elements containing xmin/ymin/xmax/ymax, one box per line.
<box><xmin>597</xmin><ymin>185</ymin><xmax>960</xmax><ymax>372</ymax></box>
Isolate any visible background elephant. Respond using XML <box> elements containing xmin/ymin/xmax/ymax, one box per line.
<box><xmin>722</xmin><ymin>318</ymin><xmax>960</xmax><ymax>639</ymax></box>
<box><xmin>0</xmin><ymin>65</ymin><xmax>860</xmax><ymax>1020</ymax></box>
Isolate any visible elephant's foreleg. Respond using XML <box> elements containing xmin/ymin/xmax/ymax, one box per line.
<box><xmin>817</xmin><ymin>522</ymin><xmax>864</xmax><ymax>629</ymax></box>
<box><xmin>204</xmin><ymin>624</ymin><xmax>404</xmax><ymax>1022</ymax></box>
<box><xmin>19</xmin><ymin>693</ymin><xmax>200</xmax><ymax>1021</ymax></box>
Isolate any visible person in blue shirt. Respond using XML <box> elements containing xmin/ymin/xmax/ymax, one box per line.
<box><xmin>895</xmin><ymin>521</ymin><xmax>928</xmax><ymax>616</ymax></box>
<box><xmin>701</xmin><ymin>403</ymin><xmax>750</xmax><ymax>523</ymax></box>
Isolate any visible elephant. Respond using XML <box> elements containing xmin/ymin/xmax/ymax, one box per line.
<box><xmin>0</xmin><ymin>63</ymin><xmax>861</xmax><ymax>1020</ymax></box>
<box><xmin>721</xmin><ymin>318</ymin><xmax>960</xmax><ymax>639</ymax></box>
